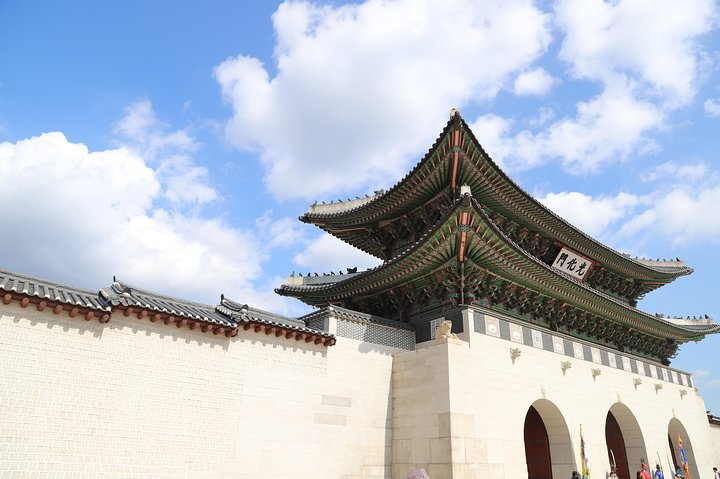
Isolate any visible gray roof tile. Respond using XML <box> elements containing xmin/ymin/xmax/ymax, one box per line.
<box><xmin>218</xmin><ymin>296</ymin><xmax>333</xmax><ymax>337</ymax></box>
<box><xmin>0</xmin><ymin>268</ymin><xmax>110</xmax><ymax>311</ymax></box>
<box><xmin>100</xmin><ymin>280</ymin><xmax>235</xmax><ymax>327</ymax></box>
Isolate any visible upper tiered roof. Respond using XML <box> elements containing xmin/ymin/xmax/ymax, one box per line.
<box><xmin>300</xmin><ymin>110</ymin><xmax>690</xmax><ymax>304</ymax></box>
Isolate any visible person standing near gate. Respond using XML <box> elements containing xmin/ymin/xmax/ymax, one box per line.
<box><xmin>654</xmin><ymin>464</ymin><xmax>664</xmax><ymax>479</ymax></box>
<box><xmin>712</xmin><ymin>466</ymin><xmax>720</xmax><ymax>479</ymax></box>
<box><xmin>640</xmin><ymin>463</ymin><xmax>651</xmax><ymax>479</ymax></box>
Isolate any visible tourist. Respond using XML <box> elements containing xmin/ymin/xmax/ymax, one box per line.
<box><xmin>640</xmin><ymin>464</ymin><xmax>651</xmax><ymax>479</ymax></box>
<box><xmin>608</xmin><ymin>467</ymin><xmax>619</xmax><ymax>478</ymax></box>
<box><xmin>674</xmin><ymin>467</ymin><xmax>685</xmax><ymax>478</ymax></box>
<box><xmin>654</xmin><ymin>464</ymin><xmax>664</xmax><ymax>479</ymax></box>
<box><xmin>713</xmin><ymin>466</ymin><xmax>720</xmax><ymax>479</ymax></box>
<box><xmin>572</xmin><ymin>471</ymin><xmax>581</xmax><ymax>479</ymax></box>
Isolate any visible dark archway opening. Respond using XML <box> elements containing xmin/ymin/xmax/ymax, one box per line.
<box><xmin>525</xmin><ymin>405</ymin><xmax>553</xmax><ymax>479</ymax></box>
<box><xmin>606</xmin><ymin>411</ymin><xmax>630</xmax><ymax>479</ymax></box>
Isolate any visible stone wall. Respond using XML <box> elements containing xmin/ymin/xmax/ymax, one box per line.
<box><xmin>0</xmin><ymin>303</ymin><xmax>400</xmax><ymax>479</ymax></box>
<box><xmin>3</xmin><ymin>300</ymin><xmax>717</xmax><ymax>479</ymax></box>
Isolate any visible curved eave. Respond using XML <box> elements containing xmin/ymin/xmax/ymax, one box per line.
<box><xmin>278</xmin><ymin>197</ymin><xmax>467</xmax><ymax>301</ymax></box>
<box><xmin>299</xmin><ymin>115</ymin><xmax>459</xmax><ymax>258</ymax></box>
<box><xmin>280</xmin><ymin>198</ymin><xmax>715</xmax><ymax>342</ymax></box>
<box><xmin>300</xmin><ymin>113</ymin><xmax>691</xmax><ymax>284</ymax></box>
<box><xmin>463</xmin><ymin>201</ymin><xmax>714</xmax><ymax>341</ymax></box>
<box><xmin>301</xmin><ymin>115</ymin><xmax>457</xmax><ymax>225</ymax></box>
<box><xmin>452</xmin><ymin>118</ymin><xmax>691</xmax><ymax>282</ymax></box>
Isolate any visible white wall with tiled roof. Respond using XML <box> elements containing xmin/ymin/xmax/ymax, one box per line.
<box><xmin>3</xmin><ymin>298</ymin><xmax>719</xmax><ymax>479</ymax></box>
<box><xmin>0</xmin><ymin>302</ymin><xmax>403</xmax><ymax>479</ymax></box>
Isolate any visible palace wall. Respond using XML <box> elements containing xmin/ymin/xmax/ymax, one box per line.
<box><xmin>0</xmin><ymin>303</ymin><xmax>405</xmax><ymax>479</ymax></box>
<box><xmin>2</xmin><ymin>300</ymin><xmax>717</xmax><ymax>479</ymax></box>
<box><xmin>392</xmin><ymin>307</ymin><xmax>719</xmax><ymax>479</ymax></box>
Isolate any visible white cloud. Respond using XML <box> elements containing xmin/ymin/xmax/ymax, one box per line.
<box><xmin>537</xmin><ymin>191</ymin><xmax>639</xmax><ymax>237</ymax></box>
<box><xmin>471</xmin><ymin>87</ymin><xmax>663</xmax><ymax>172</ymax></box>
<box><xmin>619</xmin><ymin>184</ymin><xmax>720</xmax><ymax>247</ymax></box>
<box><xmin>704</xmin><ymin>98</ymin><xmax>720</xmax><ymax>117</ymax></box>
<box><xmin>543</xmin><ymin>88</ymin><xmax>663</xmax><ymax>171</ymax></box>
<box><xmin>640</xmin><ymin>161</ymin><xmax>709</xmax><ymax>183</ymax></box>
<box><xmin>0</xmin><ymin>128</ymin><xmax>296</xmax><ymax>313</ymax></box>
<box><xmin>530</xmin><ymin>169</ymin><xmax>720</xmax><ymax>250</ymax></box>
<box><xmin>216</xmin><ymin>0</ymin><xmax>551</xmax><ymax>200</ymax></box>
<box><xmin>293</xmin><ymin>234</ymin><xmax>380</xmax><ymax>273</ymax></box>
<box><xmin>471</xmin><ymin>0</ymin><xmax>716</xmax><ymax>173</ymax></box>
<box><xmin>555</xmin><ymin>0</ymin><xmax>716</xmax><ymax>106</ymax></box>
<box><xmin>255</xmin><ymin>210</ymin><xmax>308</xmax><ymax>248</ymax></box>
<box><xmin>513</xmin><ymin>68</ymin><xmax>556</xmax><ymax>96</ymax></box>
<box><xmin>114</xmin><ymin>100</ymin><xmax>216</xmax><ymax>205</ymax></box>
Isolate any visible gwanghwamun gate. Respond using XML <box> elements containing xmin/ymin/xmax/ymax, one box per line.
<box><xmin>2</xmin><ymin>110</ymin><xmax>719</xmax><ymax>479</ymax></box>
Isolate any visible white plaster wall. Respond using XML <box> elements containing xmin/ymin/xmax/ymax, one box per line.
<box><xmin>710</xmin><ymin>424</ymin><xmax>720</xmax><ymax>469</ymax></box>
<box><xmin>0</xmin><ymin>304</ymin><xmax>398</xmax><ymax>479</ymax></box>
<box><xmin>392</xmin><ymin>311</ymin><xmax>719</xmax><ymax>479</ymax></box>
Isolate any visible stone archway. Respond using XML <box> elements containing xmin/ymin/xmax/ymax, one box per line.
<box><xmin>668</xmin><ymin>418</ymin><xmax>699</xmax><ymax>479</ymax></box>
<box><xmin>524</xmin><ymin>399</ymin><xmax>574</xmax><ymax>479</ymax></box>
<box><xmin>606</xmin><ymin>403</ymin><xmax>647</xmax><ymax>478</ymax></box>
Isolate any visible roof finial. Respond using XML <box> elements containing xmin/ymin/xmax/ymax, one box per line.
<box><xmin>451</xmin><ymin>108</ymin><xmax>460</xmax><ymax>118</ymax></box>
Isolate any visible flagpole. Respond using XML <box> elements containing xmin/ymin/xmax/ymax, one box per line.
<box><xmin>678</xmin><ymin>433</ymin><xmax>691</xmax><ymax>479</ymax></box>
<box><xmin>580</xmin><ymin>424</ymin><xmax>590</xmax><ymax>479</ymax></box>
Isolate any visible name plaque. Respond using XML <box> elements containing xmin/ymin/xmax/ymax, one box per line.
<box><xmin>552</xmin><ymin>247</ymin><xmax>591</xmax><ymax>280</ymax></box>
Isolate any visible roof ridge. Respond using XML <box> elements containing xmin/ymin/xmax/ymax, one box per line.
<box><xmin>300</xmin><ymin>112</ymin><xmax>457</xmax><ymax>222</ymax></box>
<box><xmin>0</xmin><ymin>267</ymin><xmax>100</xmax><ymax>296</ymax></box>
<box><xmin>109</xmin><ymin>278</ymin><xmax>216</xmax><ymax>309</ymax></box>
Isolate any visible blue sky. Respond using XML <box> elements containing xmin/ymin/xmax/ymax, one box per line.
<box><xmin>1</xmin><ymin>0</ymin><xmax>720</xmax><ymax>412</ymax></box>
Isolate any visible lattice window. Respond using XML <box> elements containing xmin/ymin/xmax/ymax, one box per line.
<box><xmin>307</xmin><ymin>317</ymin><xmax>326</xmax><ymax>332</ymax></box>
<box><xmin>429</xmin><ymin>318</ymin><xmax>445</xmax><ymax>340</ymax></box>
<box><xmin>336</xmin><ymin>318</ymin><xmax>414</xmax><ymax>350</ymax></box>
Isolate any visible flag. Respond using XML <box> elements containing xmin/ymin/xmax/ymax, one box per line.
<box><xmin>678</xmin><ymin>433</ymin><xmax>691</xmax><ymax>479</ymax></box>
<box><xmin>581</xmin><ymin>425</ymin><xmax>590</xmax><ymax>479</ymax></box>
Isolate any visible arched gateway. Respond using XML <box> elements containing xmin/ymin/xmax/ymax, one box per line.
<box><xmin>668</xmin><ymin>418</ymin><xmax>699</xmax><ymax>479</ymax></box>
<box><xmin>605</xmin><ymin>403</ymin><xmax>647</xmax><ymax>479</ymax></box>
<box><xmin>524</xmin><ymin>399</ymin><xmax>574</xmax><ymax>479</ymax></box>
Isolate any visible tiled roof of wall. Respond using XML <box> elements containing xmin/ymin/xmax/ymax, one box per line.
<box><xmin>0</xmin><ymin>268</ymin><xmax>334</xmax><ymax>344</ymax></box>
<box><xmin>0</xmin><ymin>268</ymin><xmax>109</xmax><ymax>311</ymax></box>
